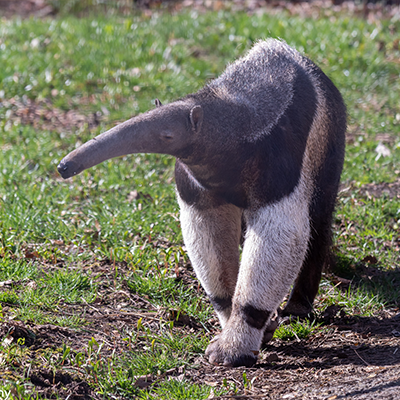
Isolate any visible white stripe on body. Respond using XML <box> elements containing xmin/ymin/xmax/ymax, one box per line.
<box><xmin>236</xmin><ymin>176</ymin><xmax>311</xmax><ymax>312</ymax></box>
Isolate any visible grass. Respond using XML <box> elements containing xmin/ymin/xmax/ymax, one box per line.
<box><xmin>273</xmin><ymin>319</ymin><xmax>322</xmax><ymax>342</ymax></box>
<box><xmin>0</xmin><ymin>4</ymin><xmax>399</xmax><ymax>399</ymax></box>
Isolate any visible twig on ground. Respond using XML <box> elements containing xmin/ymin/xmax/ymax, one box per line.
<box><xmin>353</xmin><ymin>348</ymin><xmax>370</xmax><ymax>366</ymax></box>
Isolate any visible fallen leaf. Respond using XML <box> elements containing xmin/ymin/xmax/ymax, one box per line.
<box><xmin>282</xmin><ymin>393</ymin><xmax>298</xmax><ymax>399</ymax></box>
<box><xmin>25</xmin><ymin>250</ymin><xmax>40</xmax><ymax>259</ymax></box>
<box><xmin>134</xmin><ymin>375</ymin><xmax>154</xmax><ymax>389</ymax></box>
<box><xmin>26</xmin><ymin>281</ymin><xmax>38</xmax><ymax>290</ymax></box>
<box><xmin>375</xmin><ymin>142</ymin><xmax>391</xmax><ymax>160</ymax></box>
<box><xmin>264</xmin><ymin>352</ymin><xmax>279</xmax><ymax>363</ymax></box>
<box><xmin>2</xmin><ymin>336</ymin><xmax>14</xmax><ymax>347</ymax></box>
<box><xmin>362</xmin><ymin>255</ymin><xmax>378</xmax><ymax>264</ymax></box>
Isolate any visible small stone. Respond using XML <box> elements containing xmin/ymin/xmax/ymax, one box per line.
<box><xmin>264</xmin><ymin>352</ymin><xmax>279</xmax><ymax>363</ymax></box>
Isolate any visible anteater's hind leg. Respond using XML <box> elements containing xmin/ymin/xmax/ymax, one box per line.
<box><xmin>283</xmin><ymin>219</ymin><xmax>332</xmax><ymax>317</ymax></box>
<box><xmin>284</xmin><ymin>186</ymin><xmax>338</xmax><ymax>318</ymax></box>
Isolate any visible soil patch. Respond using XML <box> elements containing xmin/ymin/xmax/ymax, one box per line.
<box><xmin>0</xmin><ymin>97</ymin><xmax>103</xmax><ymax>133</ymax></box>
<box><xmin>1</xmin><ymin>0</ymin><xmax>400</xmax><ymax>20</ymax></box>
<box><xmin>30</xmin><ymin>370</ymin><xmax>93</xmax><ymax>400</ymax></box>
<box><xmin>0</xmin><ymin>0</ymin><xmax>53</xmax><ymax>18</ymax></box>
<box><xmin>340</xmin><ymin>179</ymin><xmax>400</xmax><ymax>200</ymax></box>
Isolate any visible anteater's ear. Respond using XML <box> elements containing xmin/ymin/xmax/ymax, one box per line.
<box><xmin>155</xmin><ymin>98</ymin><xmax>162</xmax><ymax>108</ymax></box>
<box><xmin>190</xmin><ymin>105</ymin><xmax>203</xmax><ymax>133</ymax></box>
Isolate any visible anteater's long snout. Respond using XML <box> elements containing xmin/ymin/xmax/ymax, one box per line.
<box><xmin>57</xmin><ymin>159</ymin><xmax>83</xmax><ymax>179</ymax></box>
<box><xmin>57</xmin><ymin>103</ymin><xmax>194</xmax><ymax>179</ymax></box>
<box><xmin>56</xmin><ymin>118</ymin><xmax>138</xmax><ymax>180</ymax></box>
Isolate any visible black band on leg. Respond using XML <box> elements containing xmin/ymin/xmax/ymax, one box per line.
<box><xmin>241</xmin><ymin>305</ymin><xmax>271</xmax><ymax>330</ymax></box>
<box><xmin>209</xmin><ymin>296</ymin><xmax>232</xmax><ymax>312</ymax></box>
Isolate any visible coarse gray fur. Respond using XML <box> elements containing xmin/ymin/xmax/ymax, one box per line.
<box><xmin>208</xmin><ymin>40</ymin><xmax>297</xmax><ymax>142</ymax></box>
<box><xmin>58</xmin><ymin>39</ymin><xmax>346</xmax><ymax>368</ymax></box>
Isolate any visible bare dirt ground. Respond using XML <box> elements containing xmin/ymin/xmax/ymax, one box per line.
<box><xmin>1</xmin><ymin>1</ymin><xmax>400</xmax><ymax>399</ymax></box>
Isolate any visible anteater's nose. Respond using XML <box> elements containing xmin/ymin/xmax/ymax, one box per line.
<box><xmin>57</xmin><ymin>160</ymin><xmax>77</xmax><ymax>179</ymax></box>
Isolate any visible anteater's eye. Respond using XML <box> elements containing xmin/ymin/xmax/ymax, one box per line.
<box><xmin>161</xmin><ymin>131</ymin><xmax>173</xmax><ymax>140</ymax></box>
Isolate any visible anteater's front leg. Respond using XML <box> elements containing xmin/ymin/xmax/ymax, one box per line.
<box><xmin>205</xmin><ymin>194</ymin><xmax>311</xmax><ymax>367</ymax></box>
<box><xmin>178</xmin><ymin>196</ymin><xmax>242</xmax><ymax>327</ymax></box>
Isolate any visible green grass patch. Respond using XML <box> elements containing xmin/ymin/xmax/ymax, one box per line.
<box><xmin>273</xmin><ymin>319</ymin><xmax>321</xmax><ymax>341</ymax></box>
<box><xmin>318</xmin><ymin>279</ymin><xmax>386</xmax><ymax>317</ymax></box>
